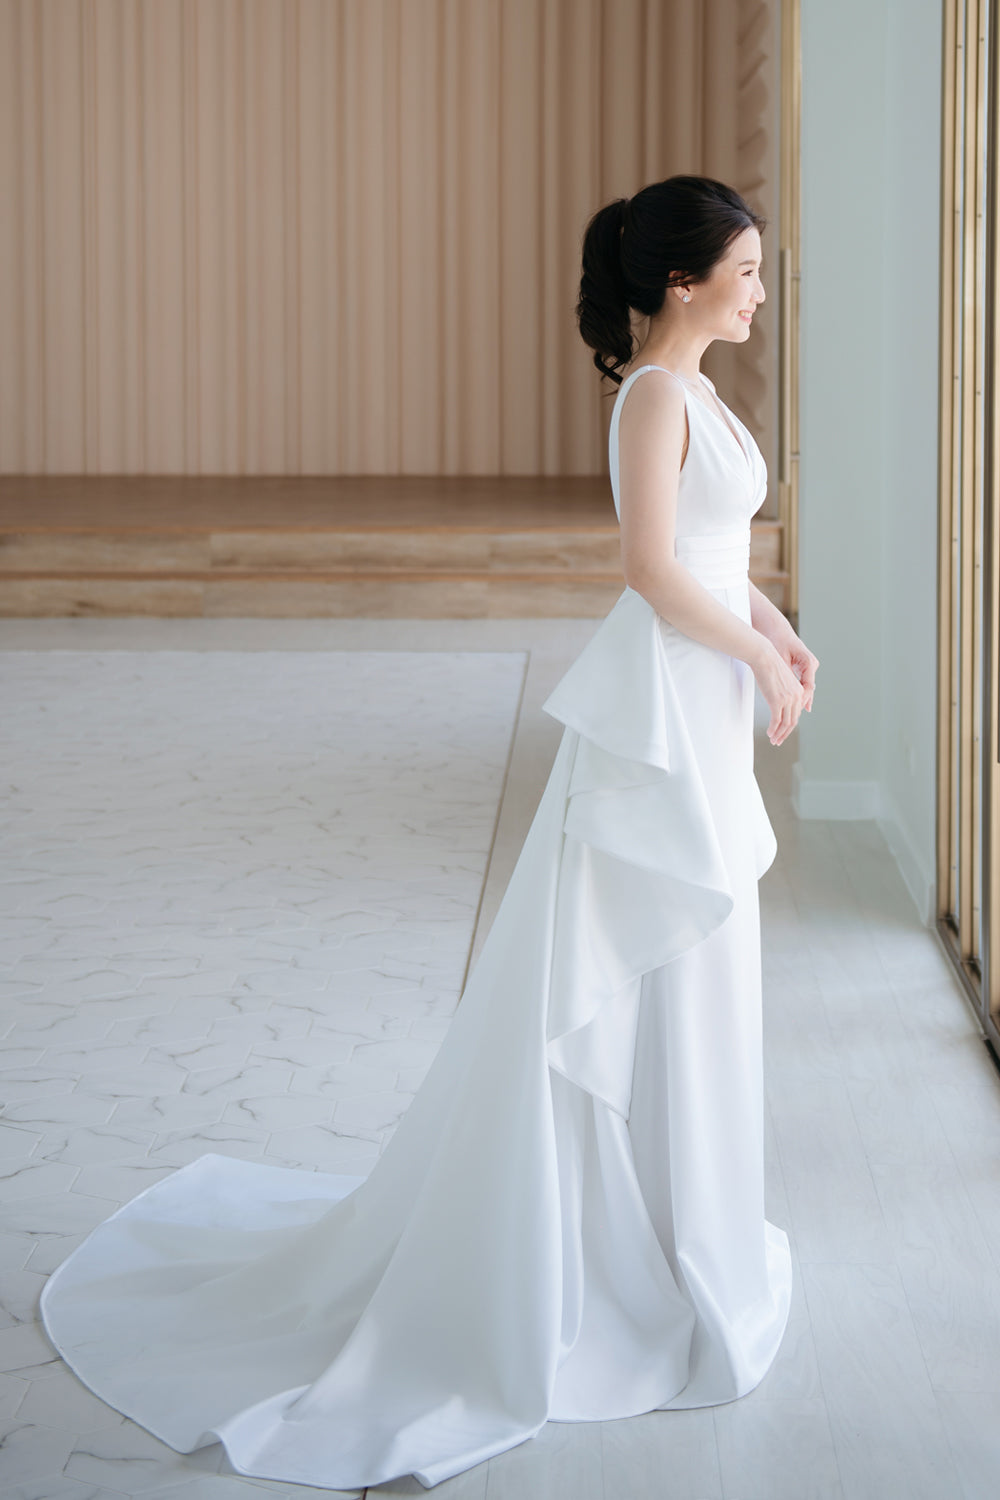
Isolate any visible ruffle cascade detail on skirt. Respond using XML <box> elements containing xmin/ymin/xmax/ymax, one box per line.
<box><xmin>540</xmin><ymin>586</ymin><xmax>777</xmax><ymax>1116</ymax></box>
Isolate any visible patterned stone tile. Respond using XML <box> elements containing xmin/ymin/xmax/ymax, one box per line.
<box><xmin>3</xmin><ymin>1097</ymin><xmax>118</xmax><ymax>1130</ymax></box>
<box><xmin>69</xmin><ymin>1163</ymin><xmax>177</xmax><ymax>1205</ymax></box>
<box><xmin>0</xmin><ymin>1125</ymin><xmax>42</xmax><ymax>1162</ymax></box>
<box><xmin>15</xmin><ymin>1366</ymin><xmax>124</xmax><ymax>1433</ymax></box>
<box><xmin>0</xmin><ymin>1419</ymin><xmax>77</xmax><ymax>1487</ymax></box>
<box><xmin>0</xmin><ymin>1191</ymin><xmax>114</xmax><ymax>1240</ymax></box>
<box><xmin>64</xmin><ymin>1422</ymin><xmax>223</xmax><ymax>1492</ymax></box>
<box><xmin>0</xmin><ymin>648</ymin><xmax>524</xmax><ymax>1494</ymax></box>
<box><xmin>0</xmin><ymin>1164</ymin><xmax>79</xmax><ymax>1202</ymax></box>
<box><xmin>263</xmin><ymin>1124</ymin><xmax>382</xmax><ymax>1173</ymax></box>
<box><xmin>0</xmin><ymin>1321</ymin><xmax>56</xmax><ymax>1375</ymax></box>
<box><xmin>333</xmin><ymin>1091</ymin><xmax>415</xmax><ymax>1132</ymax></box>
<box><xmin>40</xmin><ymin>1125</ymin><xmax>159</xmax><ymax>1167</ymax></box>
<box><xmin>0</xmin><ymin>1480</ymin><xmax>124</xmax><ymax>1500</ymax></box>
<box><xmin>221</xmin><ymin>1095</ymin><xmax>335</xmax><ymax>1131</ymax></box>
<box><xmin>108</xmin><ymin>1095</ymin><xmax>233</xmax><ymax>1134</ymax></box>
<box><xmin>0</xmin><ymin>1233</ymin><xmax>35</xmax><ymax>1274</ymax></box>
<box><xmin>0</xmin><ymin>1370</ymin><xmax>28</xmax><ymax>1419</ymax></box>
<box><xmin>148</xmin><ymin>1124</ymin><xmax>269</xmax><ymax>1168</ymax></box>
<box><xmin>0</xmin><ymin>1270</ymin><xmax>47</xmax><ymax>1328</ymax></box>
<box><xmin>23</xmin><ymin>1232</ymin><xmax>93</xmax><ymax>1276</ymax></box>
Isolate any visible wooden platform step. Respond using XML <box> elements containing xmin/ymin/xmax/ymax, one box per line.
<box><xmin>0</xmin><ymin>477</ymin><xmax>790</xmax><ymax>618</ymax></box>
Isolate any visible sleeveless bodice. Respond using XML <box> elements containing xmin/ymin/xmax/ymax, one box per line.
<box><xmin>608</xmin><ymin>365</ymin><xmax>768</xmax><ymax>586</ymax></box>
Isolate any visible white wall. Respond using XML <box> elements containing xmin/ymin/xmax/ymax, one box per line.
<box><xmin>794</xmin><ymin>0</ymin><xmax>942</xmax><ymax>922</ymax></box>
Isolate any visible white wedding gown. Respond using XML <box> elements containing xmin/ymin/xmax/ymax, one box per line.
<box><xmin>40</xmin><ymin>364</ymin><xmax>792</xmax><ymax>1490</ymax></box>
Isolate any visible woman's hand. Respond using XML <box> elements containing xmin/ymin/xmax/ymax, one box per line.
<box><xmin>751</xmin><ymin>637</ymin><xmax>809</xmax><ymax>747</ymax></box>
<box><xmin>747</xmin><ymin>593</ymin><xmax>820</xmax><ymax>721</ymax></box>
<box><xmin>784</xmin><ymin>635</ymin><xmax>820</xmax><ymax>713</ymax></box>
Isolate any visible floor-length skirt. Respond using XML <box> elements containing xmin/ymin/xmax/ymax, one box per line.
<box><xmin>39</xmin><ymin>585</ymin><xmax>793</xmax><ymax>1490</ymax></box>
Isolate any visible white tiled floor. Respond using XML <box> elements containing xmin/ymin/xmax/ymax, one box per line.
<box><xmin>1</xmin><ymin>617</ymin><xmax>1000</xmax><ymax>1500</ymax></box>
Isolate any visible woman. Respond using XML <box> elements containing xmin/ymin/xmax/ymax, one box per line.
<box><xmin>40</xmin><ymin>175</ymin><xmax>818</xmax><ymax>1491</ymax></box>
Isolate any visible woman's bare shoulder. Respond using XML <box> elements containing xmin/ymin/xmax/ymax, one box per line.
<box><xmin>617</xmin><ymin>364</ymin><xmax>687</xmax><ymax>428</ymax></box>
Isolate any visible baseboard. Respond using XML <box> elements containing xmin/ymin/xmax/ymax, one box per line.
<box><xmin>791</xmin><ymin>764</ymin><xmax>935</xmax><ymax>926</ymax></box>
<box><xmin>877</xmin><ymin>798</ymin><xmax>936</xmax><ymax>927</ymax></box>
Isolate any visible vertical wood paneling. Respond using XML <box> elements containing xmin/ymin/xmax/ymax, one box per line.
<box><xmin>282</xmin><ymin>0</ymin><xmax>301</xmax><ymax>472</ymax></box>
<box><xmin>43</xmin><ymin>0</ymin><xmax>86</xmax><ymax>469</ymax></box>
<box><xmin>81</xmin><ymin>0</ymin><xmax>99</xmax><ymax>469</ymax></box>
<box><xmin>142</xmin><ymin>0</ymin><xmax>184</xmax><ymax>471</ymax></box>
<box><xmin>601</xmin><ymin>0</ymin><xmax>643</xmax><ymax>194</ymax></box>
<box><xmin>355</xmin><ymin>1</ymin><xmax>387</xmax><ymax>470</ymax></box>
<box><xmin>181</xmin><ymin>0</ymin><xmax>199</xmax><ymax>470</ymax></box>
<box><xmin>700</xmin><ymin>0</ymin><xmax>741</xmax><ymax>416</ymax></box>
<box><xmin>0</xmin><ymin>3</ymin><xmax>25</xmax><ymax>466</ymax></box>
<box><xmin>439</xmin><ymin>0</ymin><xmax>461</xmax><ymax>470</ymax></box>
<box><xmin>117</xmin><ymin>0</ymin><xmax>141</xmax><ymax>471</ymax></box>
<box><xmin>94</xmin><ymin>1</ymin><xmax>123</xmax><ymax>470</ymax></box>
<box><xmin>460</xmin><ymin>0</ymin><xmax>501</xmax><ymax>472</ymax></box>
<box><xmin>668</xmin><ymin>0</ymin><xmax>703</xmax><ymax>169</ymax></box>
<box><xmin>240</xmin><ymin>1</ymin><xmax>258</xmax><ymax>472</ymax></box>
<box><xmin>196</xmin><ymin>0</ymin><xmax>224</xmax><ymax>472</ymax></box>
<box><xmin>255</xmin><ymin>0</ymin><xmax>286</xmax><ymax>473</ymax></box>
<box><xmin>641</xmin><ymin>0</ymin><xmax>664</xmax><ymax>183</ymax></box>
<box><xmin>732</xmin><ymin>0</ymin><xmax>780</xmax><ymax>516</ymax></box>
<box><xmin>499</xmin><ymin>0</ymin><xmax>542</xmax><ymax>471</ymax></box>
<box><xmin>298</xmin><ymin>0</ymin><xmax>325</xmax><ymax>473</ymax></box>
<box><xmin>0</xmin><ymin>0</ymin><xmax>777</xmax><ymax>477</ymax></box>
<box><xmin>559</xmin><ymin>0</ymin><xmax>600</xmax><ymax>475</ymax></box>
<box><xmin>330</xmin><ymin>0</ymin><xmax>349</xmax><ymax>469</ymax></box>
<box><xmin>398</xmin><ymin>0</ymin><xmax>440</xmax><ymax>471</ymax></box>
<box><xmin>537</xmin><ymin>0</ymin><xmax>562</xmax><ymax>473</ymax></box>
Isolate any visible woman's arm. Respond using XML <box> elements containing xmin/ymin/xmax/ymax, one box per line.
<box><xmin>748</xmin><ymin>580</ymin><xmax>819</xmax><ymax>712</ymax></box>
<box><xmin>748</xmin><ymin>579</ymin><xmax>795</xmax><ymax>645</ymax></box>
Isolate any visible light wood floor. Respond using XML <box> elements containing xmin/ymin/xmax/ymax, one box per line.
<box><xmin>0</xmin><ymin>475</ymin><xmax>616</xmax><ymax>531</ymax></box>
<box><xmin>0</xmin><ymin>617</ymin><xmax>994</xmax><ymax>1500</ymax></box>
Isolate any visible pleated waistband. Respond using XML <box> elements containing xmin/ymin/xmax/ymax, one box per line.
<box><xmin>675</xmin><ymin>528</ymin><xmax>751</xmax><ymax>588</ymax></box>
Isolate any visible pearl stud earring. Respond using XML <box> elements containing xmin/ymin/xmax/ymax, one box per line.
<box><xmin>682</xmin><ymin>293</ymin><xmax>691</xmax><ymax>302</ymax></box>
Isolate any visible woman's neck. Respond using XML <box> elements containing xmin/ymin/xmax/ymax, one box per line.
<box><xmin>633</xmin><ymin>324</ymin><xmax>710</xmax><ymax>383</ymax></box>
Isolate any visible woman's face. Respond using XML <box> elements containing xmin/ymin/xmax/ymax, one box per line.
<box><xmin>686</xmin><ymin>225</ymin><xmax>765</xmax><ymax>342</ymax></box>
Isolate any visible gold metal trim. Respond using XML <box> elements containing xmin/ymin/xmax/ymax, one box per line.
<box><xmin>983</xmin><ymin>0</ymin><xmax>1000</xmax><ymax>1031</ymax></box>
<box><xmin>937</xmin><ymin>0</ymin><xmax>957</xmax><ymax>927</ymax></box>
<box><xmin>937</xmin><ymin>0</ymin><xmax>1000</xmax><ymax>1049</ymax></box>
<box><xmin>779</xmin><ymin>0</ymin><xmax>801</xmax><ymax>626</ymax></box>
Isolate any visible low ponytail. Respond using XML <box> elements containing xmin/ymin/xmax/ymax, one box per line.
<box><xmin>575</xmin><ymin>198</ymin><xmax>633</xmax><ymax>387</ymax></box>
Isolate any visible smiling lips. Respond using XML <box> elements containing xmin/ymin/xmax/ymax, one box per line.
<box><xmin>738</xmin><ymin>309</ymin><xmax>754</xmax><ymax>322</ymax></box>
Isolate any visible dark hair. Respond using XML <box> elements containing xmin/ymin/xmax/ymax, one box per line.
<box><xmin>576</xmin><ymin>174</ymin><xmax>767</xmax><ymax>386</ymax></box>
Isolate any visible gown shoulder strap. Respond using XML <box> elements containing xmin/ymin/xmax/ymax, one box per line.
<box><xmin>617</xmin><ymin>363</ymin><xmax>688</xmax><ymax>395</ymax></box>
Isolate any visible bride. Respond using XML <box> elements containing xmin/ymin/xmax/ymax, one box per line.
<box><xmin>40</xmin><ymin>174</ymin><xmax>819</xmax><ymax>1491</ymax></box>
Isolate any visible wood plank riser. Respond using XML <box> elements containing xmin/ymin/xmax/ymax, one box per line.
<box><xmin>0</xmin><ymin>576</ymin><xmax>627</xmax><ymax>619</ymax></box>
<box><xmin>0</xmin><ymin>525</ymin><xmax>783</xmax><ymax>575</ymax></box>
<box><xmin>0</xmin><ymin>570</ymin><xmax>789</xmax><ymax>618</ymax></box>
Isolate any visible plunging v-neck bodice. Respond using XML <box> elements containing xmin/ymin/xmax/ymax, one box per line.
<box><xmin>607</xmin><ymin>363</ymin><xmax>767</xmax><ymax>540</ymax></box>
<box><xmin>687</xmin><ymin>374</ymin><xmax>751</xmax><ymax>468</ymax></box>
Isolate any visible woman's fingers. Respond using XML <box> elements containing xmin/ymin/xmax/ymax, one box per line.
<box><xmin>754</xmin><ymin>637</ymin><xmax>814</xmax><ymax>746</ymax></box>
<box><xmin>795</xmin><ymin>649</ymin><xmax>819</xmax><ymax>690</ymax></box>
<box><xmin>768</xmin><ymin>679</ymin><xmax>807</xmax><ymax>745</ymax></box>
<box><xmin>769</xmin><ymin>703</ymin><xmax>793</xmax><ymax>744</ymax></box>
<box><xmin>790</xmin><ymin>643</ymin><xmax>819</xmax><ymax>710</ymax></box>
